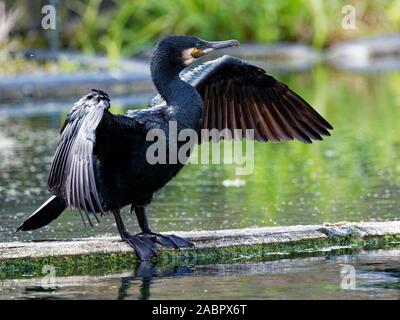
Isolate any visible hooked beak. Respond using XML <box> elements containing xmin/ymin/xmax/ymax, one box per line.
<box><xmin>188</xmin><ymin>39</ymin><xmax>240</xmax><ymax>61</ymax></box>
<box><xmin>203</xmin><ymin>39</ymin><xmax>240</xmax><ymax>54</ymax></box>
<box><xmin>208</xmin><ymin>39</ymin><xmax>240</xmax><ymax>50</ymax></box>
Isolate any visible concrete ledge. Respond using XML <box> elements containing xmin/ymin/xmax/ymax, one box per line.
<box><xmin>0</xmin><ymin>221</ymin><xmax>399</xmax><ymax>279</ymax></box>
<box><xmin>1</xmin><ymin>221</ymin><xmax>400</xmax><ymax>260</ymax></box>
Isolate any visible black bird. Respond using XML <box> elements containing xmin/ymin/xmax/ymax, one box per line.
<box><xmin>17</xmin><ymin>35</ymin><xmax>333</xmax><ymax>261</ymax></box>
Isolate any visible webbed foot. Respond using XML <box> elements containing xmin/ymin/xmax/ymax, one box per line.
<box><xmin>121</xmin><ymin>232</ymin><xmax>194</xmax><ymax>261</ymax></box>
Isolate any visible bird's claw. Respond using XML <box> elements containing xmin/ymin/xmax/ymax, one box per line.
<box><xmin>122</xmin><ymin>232</ymin><xmax>194</xmax><ymax>261</ymax></box>
<box><xmin>150</xmin><ymin>232</ymin><xmax>195</xmax><ymax>249</ymax></box>
<box><xmin>123</xmin><ymin>234</ymin><xmax>157</xmax><ymax>261</ymax></box>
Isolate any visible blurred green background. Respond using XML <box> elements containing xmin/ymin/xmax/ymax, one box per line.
<box><xmin>2</xmin><ymin>0</ymin><xmax>400</xmax><ymax>60</ymax></box>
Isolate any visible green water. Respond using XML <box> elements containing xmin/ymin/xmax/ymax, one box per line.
<box><xmin>0</xmin><ymin>65</ymin><xmax>400</xmax><ymax>299</ymax></box>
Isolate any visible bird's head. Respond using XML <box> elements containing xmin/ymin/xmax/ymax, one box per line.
<box><xmin>152</xmin><ymin>35</ymin><xmax>240</xmax><ymax>69</ymax></box>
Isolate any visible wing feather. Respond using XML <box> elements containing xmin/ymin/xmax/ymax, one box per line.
<box><xmin>48</xmin><ymin>91</ymin><xmax>110</xmax><ymax>214</ymax></box>
<box><xmin>180</xmin><ymin>55</ymin><xmax>333</xmax><ymax>143</ymax></box>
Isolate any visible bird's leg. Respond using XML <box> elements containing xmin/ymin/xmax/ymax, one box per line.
<box><xmin>134</xmin><ymin>205</ymin><xmax>152</xmax><ymax>234</ymax></box>
<box><xmin>112</xmin><ymin>209</ymin><xmax>156</xmax><ymax>261</ymax></box>
<box><xmin>133</xmin><ymin>206</ymin><xmax>194</xmax><ymax>249</ymax></box>
<box><xmin>113</xmin><ymin>209</ymin><xmax>129</xmax><ymax>237</ymax></box>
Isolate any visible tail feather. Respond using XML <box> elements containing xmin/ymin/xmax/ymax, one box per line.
<box><xmin>17</xmin><ymin>195</ymin><xmax>67</xmax><ymax>231</ymax></box>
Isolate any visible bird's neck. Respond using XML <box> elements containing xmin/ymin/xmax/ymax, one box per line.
<box><xmin>151</xmin><ymin>56</ymin><xmax>203</xmax><ymax>129</ymax></box>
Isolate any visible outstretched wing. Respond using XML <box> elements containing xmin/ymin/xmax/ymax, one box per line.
<box><xmin>48</xmin><ymin>89</ymin><xmax>140</xmax><ymax>218</ymax></box>
<box><xmin>48</xmin><ymin>89</ymin><xmax>110</xmax><ymax>215</ymax></box>
<box><xmin>180</xmin><ymin>55</ymin><xmax>333</xmax><ymax>143</ymax></box>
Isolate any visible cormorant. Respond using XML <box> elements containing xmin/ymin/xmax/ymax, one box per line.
<box><xmin>17</xmin><ymin>35</ymin><xmax>333</xmax><ymax>261</ymax></box>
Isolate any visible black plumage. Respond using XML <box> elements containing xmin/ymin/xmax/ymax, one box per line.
<box><xmin>17</xmin><ymin>35</ymin><xmax>333</xmax><ymax>261</ymax></box>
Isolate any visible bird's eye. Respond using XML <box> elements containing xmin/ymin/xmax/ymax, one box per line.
<box><xmin>195</xmin><ymin>42</ymin><xmax>201</xmax><ymax>49</ymax></box>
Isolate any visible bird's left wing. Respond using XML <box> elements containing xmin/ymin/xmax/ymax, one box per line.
<box><xmin>180</xmin><ymin>55</ymin><xmax>333</xmax><ymax>143</ymax></box>
<box><xmin>48</xmin><ymin>89</ymin><xmax>139</xmax><ymax>216</ymax></box>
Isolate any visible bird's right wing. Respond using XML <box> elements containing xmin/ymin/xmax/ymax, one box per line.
<box><xmin>180</xmin><ymin>55</ymin><xmax>333</xmax><ymax>143</ymax></box>
<box><xmin>48</xmin><ymin>89</ymin><xmax>139</xmax><ymax>216</ymax></box>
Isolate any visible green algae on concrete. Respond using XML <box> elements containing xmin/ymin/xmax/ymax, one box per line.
<box><xmin>1</xmin><ymin>221</ymin><xmax>400</xmax><ymax>279</ymax></box>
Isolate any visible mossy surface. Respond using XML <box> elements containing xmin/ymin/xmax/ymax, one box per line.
<box><xmin>1</xmin><ymin>234</ymin><xmax>399</xmax><ymax>280</ymax></box>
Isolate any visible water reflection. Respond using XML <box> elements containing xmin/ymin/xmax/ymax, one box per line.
<box><xmin>0</xmin><ymin>249</ymin><xmax>399</xmax><ymax>299</ymax></box>
<box><xmin>117</xmin><ymin>263</ymin><xmax>193</xmax><ymax>300</ymax></box>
